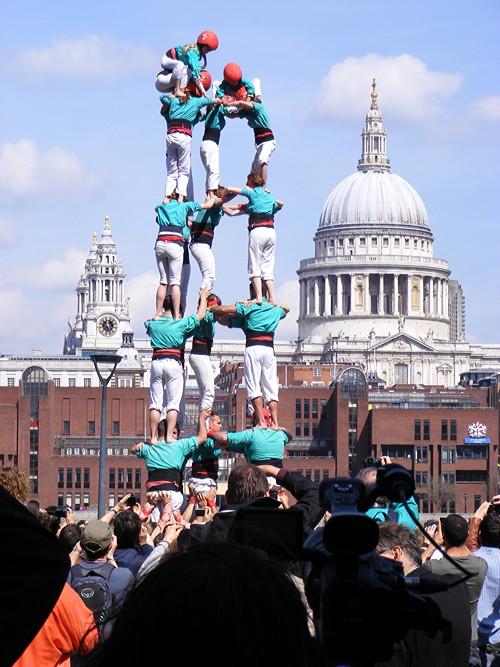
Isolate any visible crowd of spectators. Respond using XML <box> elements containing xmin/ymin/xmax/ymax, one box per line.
<box><xmin>1</xmin><ymin>460</ymin><xmax>499</xmax><ymax>667</ymax></box>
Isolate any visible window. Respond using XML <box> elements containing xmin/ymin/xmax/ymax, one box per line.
<box><xmin>303</xmin><ymin>400</ymin><xmax>310</xmax><ymax>419</ymax></box>
<box><xmin>117</xmin><ymin>468</ymin><xmax>124</xmax><ymax>489</ymax></box>
<box><xmin>74</xmin><ymin>448</ymin><xmax>80</xmax><ymax>456</ymax></box>
<box><xmin>339</xmin><ymin>368</ymin><xmax>366</xmax><ymax>398</ymax></box>
<box><xmin>135</xmin><ymin>469</ymin><xmax>141</xmax><ymax>488</ymax></box>
<box><xmin>415</xmin><ymin>471</ymin><xmax>428</xmax><ymax>486</ymax></box>
<box><xmin>108</xmin><ymin>494</ymin><xmax>115</xmax><ymax>509</ymax></box>
<box><xmin>58</xmin><ymin>468</ymin><xmax>64</xmax><ymax>489</ymax></box>
<box><xmin>65</xmin><ymin>493</ymin><xmax>72</xmax><ymax>507</ymax></box>
<box><xmin>126</xmin><ymin>468</ymin><xmax>133</xmax><ymax>489</ymax></box>
<box><xmin>323</xmin><ymin>469</ymin><xmax>329</xmax><ymax>480</ymax></box>
<box><xmin>474</xmin><ymin>495</ymin><xmax>481</xmax><ymax>511</ymax></box>
<box><xmin>413</xmin><ymin>239</ymin><xmax>418</xmax><ymax>248</ymax></box>
<box><xmin>109</xmin><ymin>468</ymin><xmax>115</xmax><ymax>489</ymax></box>
<box><xmin>338</xmin><ymin>239</ymin><xmax>344</xmax><ymax>247</ymax></box>
<box><xmin>405</xmin><ymin>238</ymin><xmax>410</xmax><ymax>248</ymax></box>
<box><xmin>382</xmin><ymin>445</ymin><xmax>413</xmax><ymax>459</ymax></box>
<box><xmin>423</xmin><ymin>420</ymin><xmax>430</xmax><ymax>441</ymax></box>
<box><xmin>360</xmin><ymin>238</ymin><xmax>366</xmax><ymax>246</ymax></box>
<box><xmin>112</xmin><ymin>421</ymin><xmax>120</xmax><ymax>435</ymax></box>
<box><xmin>75</xmin><ymin>468</ymin><xmax>81</xmax><ymax>488</ymax></box>
<box><xmin>83</xmin><ymin>493</ymin><xmax>90</xmax><ymax>506</ymax></box>
<box><xmin>74</xmin><ymin>493</ymin><xmax>81</xmax><ymax>510</ymax></box>
<box><xmin>414</xmin><ymin>420</ymin><xmax>421</xmax><ymax>441</ymax></box>
<box><xmin>303</xmin><ymin>423</ymin><xmax>310</xmax><ymax>437</ymax></box>
<box><xmin>371</xmin><ymin>237</ymin><xmax>378</xmax><ymax>246</ymax></box>
<box><xmin>456</xmin><ymin>446</ymin><xmax>488</xmax><ymax>460</ymax></box>
<box><xmin>7</xmin><ymin>378</ymin><xmax>14</xmax><ymax>386</ymax></box>
<box><xmin>330</xmin><ymin>368</ymin><xmax>337</xmax><ymax>378</ymax></box>
<box><xmin>348</xmin><ymin>238</ymin><xmax>354</xmax><ymax>246</ymax></box>
<box><xmin>53</xmin><ymin>378</ymin><xmax>61</xmax><ymax>387</ymax></box>
<box><xmin>83</xmin><ymin>468</ymin><xmax>90</xmax><ymax>489</ymax></box>
<box><xmin>415</xmin><ymin>446</ymin><xmax>428</xmax><ymax>463</ymax></box>
<box><xmin>441</xmin><ymin>472</ymin><xmax>455</xmax><ymax>483</ymax></box>
<box><xmin>314</xmin><ymin>470</ymin><xmax>320</xmax><ymax>483</ymax></box>
<box><xmin>84</xmin><ymin>378</ymin><xmax>91</xmax><ymax>387</ymax></box>
<box><xmin>66</xmin><ymin>468</ymin><xmax>73</xmax><ymax>488</ymax></box>
<box><xmin>295</xmin><ymin>399</ymin><xmax>301</xmax><ymax>419</ymax></box>
<box><xmin>57</xmin><ymin>493</ymin><xmax>64</xmax><ymax>506</ymax></box>
<box><xmin>441</xmin><ymin>447</ymin><xmax>456</xmax><ymax>464</ymax></box>
<box><xmin>441</xmin><ymin>420</ymin><xmax>448</xmax><ymax>441</ymax></box>
<box><xmin>450</xmin><ymin>420</ymin><xmax>457</xmax><ymax>441</ymax></box>
<box><xmin>456</xmin><ymin>471</ymin><xmax>488</xmax><ymax>483</ymax></box>
<box><xmin>312</xmin><ymin>399</ymin><xmax>319</xmax><ymax>419</ymax></box>
<box><xmin>295</xmin><ymin>423</ymin><xmax>301</xmax><ymax>437</ymax></box>
<box><xmin>313</xmin><ymin>368</ymin><xmax>322</xmax><ymax>377</ymax></box>
<box><xmin>383</xmin><ymin>237</ymin><xmax>389</xmax><ymax>246</ymax></box>
<box><xmin>305</xmin><ymin>469</ymin><xmax>312</xmax><ymax>480</ymax></box>
<box><xmin>394</xmin><ymin>363</ymin><xmax>408</xmax><ymax>384</ymax></box>
<box><xmin>68</xmin><ymin>378</ymin><xmax>76</xmax><ymax>387</ymax></box>
<box><xmin>63</xmin><ymin>421</ymin><xmax>70</xmax><ymax>435</ymax></box>
<box><xmin>312</xmin><ymin>423</ymin><xmax>318</xmax><ymax>437</ymax></box>
<box><xmin>321</xmin><ymin>399</ymin><xmax>327</xmax><ymax>414</ymax></box>
<box><xmin>88</xmin><ymin>421</ymin><xmax>95</xmax><ymax>435</ymax></box>
<box><xmin>394</xmin><ymin>238</ymin><xmax>400</xmax><ymax>247</ymax></box>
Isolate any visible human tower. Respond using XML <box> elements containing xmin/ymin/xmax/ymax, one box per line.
<box><xmin>139</xmin><ymin>31</ymin><xmax>290</xmax><ymax>513</ymax></box>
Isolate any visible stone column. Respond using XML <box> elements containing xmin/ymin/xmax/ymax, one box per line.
<box><xmin>406</xmin><ymin>276</ymin><xmax>411</xmax><ymax>315</ymax></box>
<box><xmin>394</xmin><ymin>274</ymin><xmax>399</xmax><ymax>316</ymax></box>
<box><xmin>428</xmin><ymin>277</ymin><xmax>434</xmax><ymax>316</ymax></box>
<box><xmin>419</xmin><ymin>276</ymin><xmax>424</xmax><ymax>314</ymax></box>
<box><xmin>324</xmin><ymin>276</ymin><xmax>332</xmax><ymax>316</ymax></box>
<box><xmin>314</xmin><ymin>278</ymin><xmax>320</xmax><ymax>317</ymax></box>
<box><xmin>336</xmin><ymin>275</ymin><xmax>342</xmax><ymax>315</ymax></box>
<box><xmin>349</xmin><ymin>274</ymin><xmax>355</xmax><ymax>315</ymax></box>
<box><xmin>378</xmin><ymin>274</ymin><xmax>385</xmax><ymax>315</ymax></box>
<box><xmin>364</xmin><ymin>274</ymin><xmax>370</xmax><ymax>313</ymax></box>
<box><xmin>437</xmin><ymin>279</ymin><xmax>443</xmax><ymax>318</ymax></box>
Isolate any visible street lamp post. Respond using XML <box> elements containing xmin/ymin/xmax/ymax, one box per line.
<box><xmin>91</xmin><ymin>353</ymin><xmax>122</xmax><ymax>518</ymax></box>
<box><xmin>463</xmin><ymin>493</ymin><xmax>468</xmax><ymax>514</ymax></box>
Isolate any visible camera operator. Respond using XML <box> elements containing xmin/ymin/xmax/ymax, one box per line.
<box><xmin>465</xmin><ymin>496</ymin><xmax>500</xmax><ymax>665</ymax></box>
<box><xmin>376</xmin><ymin>522</ymin><xmax>471</xmax><ymax>667</ymax></box>
<box><xmin>357</xmin><ymin>456</ymin><xmax>419</xmax><ymax>530</ymax></box>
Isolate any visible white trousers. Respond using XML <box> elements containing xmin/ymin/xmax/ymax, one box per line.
<box><xmin>187</xmin><ymin>477</ymin><xmax>217</xmax><ymax>495</ymax></box>
<box><xmin>190</xmin><ymin>242</ymin><xmax>216</xmax><ymax>290</ymax></box>
<box><xmin>155</xmin><ymin>55</ymin><xmax>190</xmax><ymax>92</ymax></box>
<box><xmin>248</xmin><ymin>227</ymin><xmax>276</xmax><ymax>280</ymax></box>
<box><xmin>200</xmin><ymin>139</ymin><xmax>220</xmax><ymax>192</ymax></box>
<box><xmin>251</xmin><ymin>139</ymin><xmax>277</xmax><ymax>173</ymax></box>
<box><xmin>149</xmin><ymin>358</ymin><xmax>184</xmax><ymax>413</ymax></box>
<box><xmin>189</xmin><ymin>353</ymin><xmax>215</xmax><ymax>410</ymax></box>
<box><xmin>155</xmin><ymin>241</ymin><xmax>183</xmax><ymax>286</ymax></box>
<box><xmin>166</xmin><ymin>133</ymin><xmax>192</xmax><ymax>197</ymax></box>
<box><xmin>244</xmin><ymin>345</ymin><xmax>279</xmax><ymax>403</ymax></box>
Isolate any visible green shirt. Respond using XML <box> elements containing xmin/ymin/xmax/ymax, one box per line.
<box><xmin>145</xmin><ymin>314</ymin><xmax>200</xmax><ymax>349</ymax></box>
<box><xmin>136</xmin><ymin>436</ymin><xmax>199</xmax><ymax>471</ymax></box>
<box><xmin>160</xmin><ymin>95</ymin><xmax>212</xmax><ymax>124</ymax></box>
<box><xmin>240</xmin><ymin>186</ymin><xmax>281</xmax><ymax>217</ymax></box>
<box><xmin>241</xmin><ymin>101</ymin><xmax>272</xmax><ymax>130</ymax></box>
<box><xmin>227</xmin><ymin>428</ymin><xmax>289</xmax><ymax>462</ymax></box>
<box><xmin>234</xmin><ymin>299</ymin><xmax>286</xmax><ymax>333</ymax></box>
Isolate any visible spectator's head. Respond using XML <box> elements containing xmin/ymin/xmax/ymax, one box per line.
<box><xmin>356</xmin><ymin>466</ymin><xmax>378</xmax><ymax>488</ymax></box>
<box><xmin>0</xmin><ymin>467</ymin><xmax>31</xmax><ymax>502</ymax></box>
<box><xmin>441</xmin><ymin>514</ymin><xmax>468</xmax><ymax>547</ymax></box>
<box><xmin>204</xmin><ymin>293</ymin><xmax>221</xmax><ymax>308</ymax></box>
<box><xmin>377</xmin><ymin>522</ymin><xmax>422</xmax><ymax>574</ymax></box>
<box><xmin>246</xmin><ymin>172</ymin><xmax>265</xmax><ymax>188</ymax></box>
<box><xmin>85</xmin><ymin>542</ymin><xmax>318</xmax><ymax>667</ymax></box>
<box><xmin>157</xmin><ymin>419</ymin><xmax>167</xmax><ymax>440</ymax></box>
<box><xmin>81</xmin><ymin>520</ymin><xmax>113</xmax><ymax>559</ymax></box>
<box><xmin>480</xmin><ymin>511</ymin><xmax>500</xmax><ymax>548</ymax></box>
<box><xmin>59</xmin><ymin>524</ymin><xmax>82</xmax><ymax>554</ymax></box>
<box><xmin>113</xmin><ymin>511</ymin><xmax>141</xmax><ymax>548</ymax></box>
<box><xmin>226</xmin><ymin>464</ymin><xmax>269</xmax><ymax>506</ymax></box>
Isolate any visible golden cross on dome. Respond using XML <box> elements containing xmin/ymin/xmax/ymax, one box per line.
<box><xmin>104</xmin><ymin>215</ymin><xmax>110</xmax><ymax>230</ymax></box>
<box><xmin>371</xmin><ymin>78</ymin><xmax>378</xmax><ymax>109</ymax></box>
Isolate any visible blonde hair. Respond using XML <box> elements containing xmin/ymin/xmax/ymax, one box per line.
<box><xmin>0</xmin><ymin>467</ymin><xmax>31</xmax><ymax>502</ymax></box>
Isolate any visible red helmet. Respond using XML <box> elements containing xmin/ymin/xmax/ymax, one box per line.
<box><xmin>235</xmin><ymin>86</ymin><xmax>250</xmax><ymax>101</ymax></box>
<box><xmin>223</xmin><ymin>62</ymin><xmax>242</xmax><ymax>86</ymax></box>
<box><xmin>262</xmin><ymin>407</ymin><xmax>272</xmax><ymax>427</ymax></box>
<box><xmin>186</xmin><ymin>70</ymin><xmax>212</xmax><ymax>96</ymax></box>
<box><xmin>197</xmin><ymin>30</ymin><xmax>219</xmax><ymax>52</ymax></box>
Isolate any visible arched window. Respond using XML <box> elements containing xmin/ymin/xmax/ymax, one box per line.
<box><xmin>338</xmin><ymin>368</ymin><xmax>366</xmax><ymax>398</ymax></box>
<box><xmin>22</xmin><ymin>367</ymin><xmax>49</xmax><ymax>396</ymax></box>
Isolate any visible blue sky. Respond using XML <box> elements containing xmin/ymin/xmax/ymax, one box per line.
<box><xmin>0</xmin><ymin>0</ymin><xmax>499</xmax><ymax>354</ymax></box>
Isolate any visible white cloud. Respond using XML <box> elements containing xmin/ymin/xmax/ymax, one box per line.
<box><xmin>0</xmin><ymin>139</ymin><xmax>106</xmax><ymax>199</ymax></box>
<box><xmin>9</xmin><ymin>247</ymin><xmax>87</xmax><ymax>290</ymax></box>
<box><xmin>5</xmin><ymin>35</ymin><xmax>156</xmax><ymax>79</ymax></box>
<box><xmin>467</xmin><ymin>96</ymin><xmax>500</xmax><ymax>121</ymax></box>
<box><xmin>304</xmin><ymin>54</ymin><xmax>462</xmax><ymax>124</ymax></box>
<box><xmin>0</xmin><ymin>220</ymin><xmax>21</xmax><ymax>248</ymax></box>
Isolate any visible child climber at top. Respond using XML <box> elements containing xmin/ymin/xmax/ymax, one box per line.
<box><xmin>155</xmin><ymin>30</ymin><xmax>219</xmax><ymax>98</ymax></box>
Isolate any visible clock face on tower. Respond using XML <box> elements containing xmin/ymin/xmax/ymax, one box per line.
<box><xmin>98</xmin><ymin>315</ymin><xmax>118</xmax><ymax>337</ymax></box>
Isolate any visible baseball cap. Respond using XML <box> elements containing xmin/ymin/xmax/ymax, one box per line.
<box><xmin>81</xmin><ymin>519</ymin><xmax>113</xmax><ymax>554</ymax></box>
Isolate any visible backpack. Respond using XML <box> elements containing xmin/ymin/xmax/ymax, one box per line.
<box><xmin>70</xmin><ymin>562</ymin><xmax>115</xmax><ymax>622</ymax></box>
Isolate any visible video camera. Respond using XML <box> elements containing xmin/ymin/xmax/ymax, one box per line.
<box><xmin>303</xmin><ymin>465</ymin><xmax>447</xmax><ymax>666</ymax></box>
<box><xmin>229</xmin><ymin>464</ymin><xmax>450</xmax><ymax>666</ymax></box>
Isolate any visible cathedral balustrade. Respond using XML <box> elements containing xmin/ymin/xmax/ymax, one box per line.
<box><xmin>299</xmin><ymin>255</ymin><xmax>449</xmax><ymax>270</ymax></box>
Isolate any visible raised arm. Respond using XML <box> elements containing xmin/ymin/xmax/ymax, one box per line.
<box><xmin>209</xmin><ymin>303</ymin><xmax>238</xmax><ymax>316</ymax></box>
<box><xmin>222</xmin><ymin>204</ymin><xmax>245</xmax><ymax>217</ymax></box>
<box><xmin>196</xmin><ymin>407</ymin><xmax>211</xmax><ymax>445</ymax></box>
<box><xmin>195</xmin><ymin>288</ymin><xmax>210</xmax><ymax>321</ymax></box>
